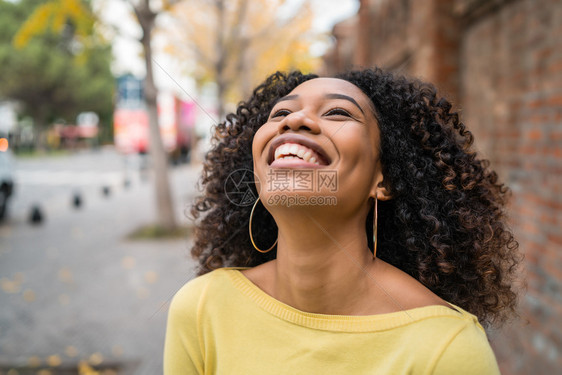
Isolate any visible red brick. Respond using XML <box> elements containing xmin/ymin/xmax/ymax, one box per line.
<box><xmin>547</xmin><ymin>234</ymin><xmax>562</xmax><ymax>247</ymax></box>
<box><xmin>528</xmin><ymin>129</ymin><xmax>543</xmax><ymax>140</ymax></box>
<box><xmin>551</xmin><ymin>148</ymin><xmax>562</xmax><ymax>158</ymax></box>
<box><xmin>548</xmin><ymin>60</ymin><xmax>562</xmax><ymax>74</ymax></box>
<box><xmin>528</xmin><ymin>99</ymin><xmax>545</xmax><ymax>109</ymax></box>
<box><xmin>539</xmin><ymin>213</ymin><xmax>557</xmax><ymax>225</ymax></box>
<box><xmin>547</xmin><ymin>94</ymin><xmax>562</xmax><ymax>107</ymax></box>
<box><xmin>552</xmin><ymin>132</ymin><xmax>562</xmax><ymax>141</ymax></box>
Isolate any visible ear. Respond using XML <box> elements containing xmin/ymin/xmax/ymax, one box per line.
<box><xmin>374</xmin><ymin>181</ymin><xmax>392</xmax><ymax>201</ymax></box>
<box><xmin>370</xmin><ymin>172</ymin><xmax>392</xmax><ymax>201</ymax></box>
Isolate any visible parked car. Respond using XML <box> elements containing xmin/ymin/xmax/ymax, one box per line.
<box><xmin>0</xmin><ymin>146</ymin><xmax>14</xmax><ymax>220</ymax></box>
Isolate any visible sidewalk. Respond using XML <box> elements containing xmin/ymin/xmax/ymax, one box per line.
<box><xmin>0</xmin><ymin>163</ymin><xmax>202</xmax><ymax>374</ymax></box>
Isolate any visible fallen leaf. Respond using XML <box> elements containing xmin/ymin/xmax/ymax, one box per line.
<box><xmin>144</xmin><ymin>271</ymin><xmax>158</xmax><ymax>284</ymax></box>
<box><xmin>79</xmin><ymin>361</ymin><xmax>100</xmax><ymax>375</ymax></box>
<box><xmin>46</xmin><ymin>354</ymin><xmax>61</xmax><ymax>366</ymax></box>
<box><xmin>111</xmin><ymin>345</ymin><xmax>123</xmax><ymax>357</ymax></box>
<box><xmin>89</xmin><ymin>352</ymin><xmax>103</xmax><ymax>366</ymax></box>
<box><xmin>58</xmin><ymin>268</ymin><xmax>74</xmax><ymax>284</ymax></box>
<box><xmin>23</xmin><ymin>289</ymin><xmax>36</xmax><ymax>302</ymax></box>
<box><xmin>1</xmin><ymin>278</ymin><xmax>20</xmax><ymax>294</ymax></box>
<box><xmin>28</xmin><ymin>355</ymin><xmax>42</xmax><ymax>367</ymax></box>
<box><xmin>121</xmin><ymin>256</ymin><xmax>136</xmax><ymax>269</ymax></box>
<box><xmin>65</xmin><ymin>345</ymin><xmax>78</xmax><ymax>358</ymax></box>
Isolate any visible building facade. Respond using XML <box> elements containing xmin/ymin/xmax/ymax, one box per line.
<box><xmin>324</xmin><ymin>0</ymin><xmax>562</xmax><ymax>373</ymax></box>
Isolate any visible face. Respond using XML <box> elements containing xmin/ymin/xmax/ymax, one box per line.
<box><xmin>252</xmin><ymin>78</ymin><xmax>385</xmax><ymax>214</ymax></box>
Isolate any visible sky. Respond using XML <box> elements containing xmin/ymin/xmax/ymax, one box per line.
<box><xmin>95</xmin><ymin>0</ymin><xmax>358</xmax><ymax>90</ymax></box>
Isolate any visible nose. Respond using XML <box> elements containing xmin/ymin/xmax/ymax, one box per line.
<box><xmin>277</xmin><ymin>110</ymin><xmax>321</xmax><ymax>134</ymax></box>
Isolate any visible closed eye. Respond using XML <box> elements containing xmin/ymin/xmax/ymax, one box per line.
<box><xmin>271</xmin><ymin>109</ymin><xmax>291</xmax><ymax>118</ymax></box>
<box><xmin>324</xmin><ymin>108</ymin><xmax>353</xmax><ymax>117</ymax></box>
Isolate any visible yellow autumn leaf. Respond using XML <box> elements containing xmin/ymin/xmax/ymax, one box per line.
<box><xmin>65</xmin><ymin>345</ymin><xmax>79</xmax><ymax>357</ymax></box>
<box><xmin>58</xmin><ymin>268</ymin><xmax>74</xmax><ymax>284</ymax></box>
<box><xmin>23</xmin><ymin>289</ymin><xmax>36</xmax><ymax>302</ymax></box>
<box><xmin>162</xmin><ymin>0</ymin><xmax>321</xmax><ymax>107</ymax></box>
<box><xmin>13</xmin><ymin>0</ymin><xmax>95</xmax><ymax>50</ymax></box>
<box><xmin>28</xmin><ymin>356</ymin><xmax>42</xmax><ymax>367</ymax></box>
<box><xmin>78</xmin><ymin>361</ymin><xmax>100</xmax><ymax>375</ymax></box>
<box><xmin>88</xmin><ymin>352</ymin><xmax>104</xmax><ymax>366</ymax></box>
<box><xmin>46</xmin><ymin>354</ymin><xmax>62</xmax><ymax>367</ymax></box>
<box><xmin>121</xmin><ymin>256</ymin><xmax>136</xmax><ymax>269</ymax></box>
<box><xmin>144</xmin><ymin>270</ymin><xmax>158</xmax><ymax>284</ymax></box>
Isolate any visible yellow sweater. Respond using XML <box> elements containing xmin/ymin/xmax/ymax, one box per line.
<box><xmin>164</xmin><ymin>268</ymin><xmax>500</xmax><ymax>374</ymax></box>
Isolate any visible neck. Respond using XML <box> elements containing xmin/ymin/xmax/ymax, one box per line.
<box><xmin>269</xmin><ymin>208</ymin><xmax>375</xmax><ymax>315</ymax></box>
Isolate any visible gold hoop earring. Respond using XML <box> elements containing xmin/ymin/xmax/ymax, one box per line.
<box><xmin>373</xmin><ymin>196</ymin><xmax>378</xmax><ymax>258</ymax></box>
<box><xmin>249</xmin><ymin>198</ymin><xmax>278</xmax><ymax>253</ymax></box>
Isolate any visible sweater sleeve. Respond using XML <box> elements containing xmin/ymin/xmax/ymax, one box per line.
<box><xmin>430</xmin><ymin>322</ymin><xmax>501</xmax><ymax>375</ymax></box>
<box><xmin>163</xmin><ymin>278</ymin><xmax>206</xmax><ymax>375</ymax></box>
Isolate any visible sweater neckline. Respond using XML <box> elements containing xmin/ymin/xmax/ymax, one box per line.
<box><xmin>222</xmin><ymin>267</ymin><xmax>476</xmax><ymax>333</ymax></box>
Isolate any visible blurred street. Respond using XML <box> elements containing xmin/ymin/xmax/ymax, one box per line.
<box><xmin>0</xmin><ymin>147</ymin><xmax>200</xmax><ymax>374</ymax></box>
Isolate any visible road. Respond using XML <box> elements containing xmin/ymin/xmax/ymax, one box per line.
<box><xmin>9</xmin><ymin>147</ymin><xmax>145</xmax><ymax>222</ymax></box>
<box><xmin>0</xmin><ymin>147</ymin><xmax>200</xmax><ymax>374</ymax></box>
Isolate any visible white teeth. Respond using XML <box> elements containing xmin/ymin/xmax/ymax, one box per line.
<box><xmin>277</xmin><ymin>155</ymin><xmax>320</xmax><ymax>165</ymax></box>
<box><xmin>273</xmin><ymin>142</ymin><xmax>322</xmax><ymax>165</ymax></box>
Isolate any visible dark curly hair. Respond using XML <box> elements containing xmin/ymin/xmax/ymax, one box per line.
<box><xmin>190</xmin><ymin>68</ymin><xmax>521</xmax><ymax>327</ymax></box>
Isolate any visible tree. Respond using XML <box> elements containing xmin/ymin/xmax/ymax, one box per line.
<box><xmin>0</xmin><ymin>0</ymin><xmax>114</xmax><ymax>144</ymax></box>
<box><xmin>163</xmin><ymin>0</ymin><xmax>321</xmax><ymax>119</ymax></box>
<box><xmin>8</xmin><ymin>0</ymin><xmax>177</xmax><ymax>232</ymax></box>
<box><xmin>127</xmin><ymin>0</ymin><xmax>178</xmax><ymax>232</ymax></box>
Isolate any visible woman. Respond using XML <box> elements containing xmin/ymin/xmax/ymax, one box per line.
<box><xmin>164</xmin><ymin>69</ymin><xmax>521</xmax><ymax>374</ymax></box>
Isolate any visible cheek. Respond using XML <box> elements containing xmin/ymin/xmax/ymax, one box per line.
<box><xmin>251</xmin><ymin>123</ymin><xmax>276</xmax><ymax>180</ymax></box>
<box><xmin>251</xmin><ymin>125</ymin><xmax>270</xmax><ymax>162</ymax></box>
<box><xmin>334</xmin><ymin>129</ymin><xmax>380</xmax><ymax>197</ymax></box>
<box><xmin>336</xmin><ymin>128</ymin><xmax>378</xmax><ymax>167</ymax></box>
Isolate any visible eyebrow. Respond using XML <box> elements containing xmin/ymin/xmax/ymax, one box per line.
<box><xmin>275</xmin><ymin>93</ymin><xmax>365</xmax><ymax>114</ymax></box>
<box><xmin>325</xmin><ymin>93</ymin><xmax>365</xmax><ymax>114</ymax></box>
<box><xmin>275</xmin><ymin>95</ymin><xmax>299</xmax><ymax>104</ymax></box>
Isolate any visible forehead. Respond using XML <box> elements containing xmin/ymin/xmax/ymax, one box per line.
<box><xmin>287</xmin><ymin>78</ymin><xmax>369</xmax><ymax>103</ymax></box>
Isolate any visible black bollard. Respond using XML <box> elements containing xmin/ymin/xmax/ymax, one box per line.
<box><xmin>102</xmin><ymin>186</ymin><xmax>111</xmax><ymax>197</ymax></box>
<box><xmin>29</xmin><ymin>205</ymin><xmax>44</xmax><ymax>225</ymax></box>
<box><xmin>72</xmin><ymin>192</ymin><xmax>82</xmax><ymax>208</ymax></box>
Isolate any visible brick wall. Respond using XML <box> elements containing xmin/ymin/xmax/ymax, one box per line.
<box><xmin>323</xmin><ymin>0</ymin><xmax>562</xmax><ymax>373</ymax></box>
<box><xmin>329</xmin><ymin>0</ymin><xmax>461</xmax><ymax>101</ymax></box>
<box><xmin>461</xmin><ymin>1</ymin><xmax>562</xmax><ymax>373</ymax></box>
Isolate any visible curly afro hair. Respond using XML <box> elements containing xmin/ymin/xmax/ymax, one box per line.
<box><xmin>191</xmin><ymin>68</ymin><xmax>521</xmax><ymax>327</ymax></box>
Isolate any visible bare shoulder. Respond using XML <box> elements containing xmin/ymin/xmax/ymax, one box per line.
<box><xmin>373</xmin><ymin>258</ymin><xmax>458</xmax><ymax>312</ymax></box>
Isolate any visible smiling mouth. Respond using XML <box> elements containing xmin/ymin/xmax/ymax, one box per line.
<box><xmin>267</xmin><ymin>135</ymin><xmax>331</xmax><ymax>166</ymax></box>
